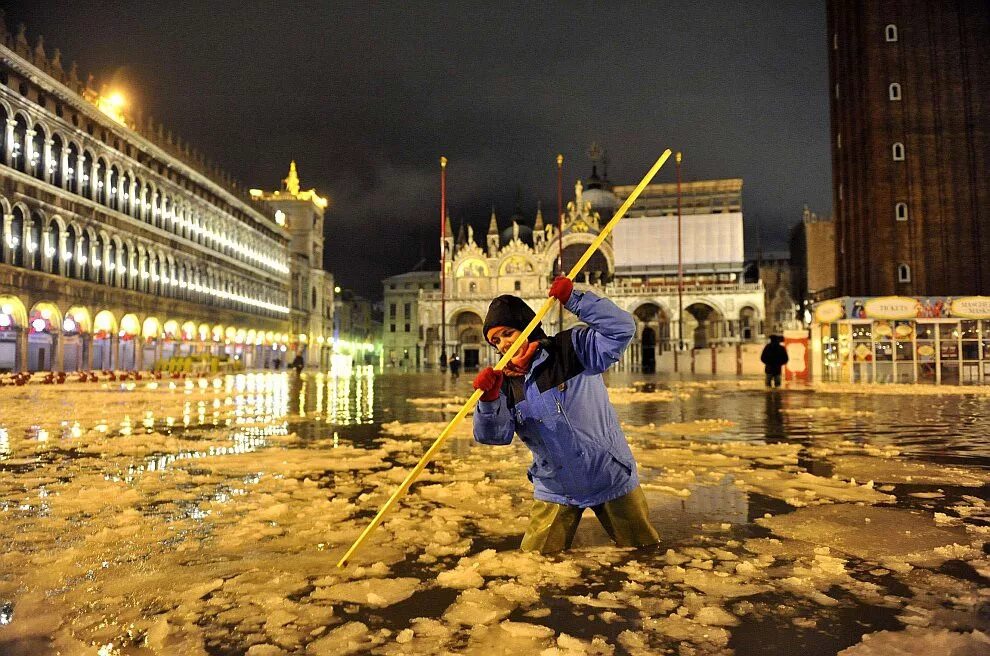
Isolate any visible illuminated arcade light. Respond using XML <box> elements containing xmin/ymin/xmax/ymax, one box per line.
<box><xmin>62</xmin><ymin>317</ymin><xmax>76</xmax><ymax>332</ymax></box>
<box><xmin>31</xmin><ymin>318</ymin><xmax>47</xmax><ymax>332</ymax></box>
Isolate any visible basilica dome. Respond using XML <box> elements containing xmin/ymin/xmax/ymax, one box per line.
<box><xmin>499</xmin><ymin>221</ymin><xmax>534</xmax><ymax>246</ymax></box>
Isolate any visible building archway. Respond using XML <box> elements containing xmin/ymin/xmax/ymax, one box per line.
<box><xmin>62</xmin><ymin>306</ymin><xmax>91</xmax><ymax>371</ymax></box>
<box><xmin>142</xmin><ymin>317</ymin><xmax>162</xmax><ymax>367</ymax></box>
<box><xmin>453</xmin><ymin>310</ymin><xmax>484</xmax><ymax>369</ymax></box>
<box><xmin>27</xmin><ymin>302</ymin><xmax>62</xmax><ymax>371</ymax></box>
<box><xmin>684</xmin><ymin>302</ymin><xmax>724</xmax><ymax>349</ymax></box>
<box><xmin>0</xmin><ymin>295</ymin><xmax>27</xmax><ymax>371</ymax></box>
<box><xmin>92</xmin><ymin>310</ymin><xmax>118</xmax><ymax>369</ymax></box>
<box><xmin>633</xmin><ymin>303</ymin><xmax>669</xmax><ymax>372</ymax></box>
<box><xmin>118</xmin><ymin>314</ymin><xmax>140</xmax><ymax>370</ymax></box>
<box><xmin>739</xmin><ymin>306</ymin><xmax>759</xmax><ymax>341</ymax></box>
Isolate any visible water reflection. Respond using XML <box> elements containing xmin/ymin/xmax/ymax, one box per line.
<box><xmin>292</xmin><ymin>367</ymin><xmax>377</xmax><ymax>426</ymax></box>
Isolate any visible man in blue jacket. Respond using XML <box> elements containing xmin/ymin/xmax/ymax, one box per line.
<box><xmin>472</xmin><ymin>276</ymin><xmax>660</xmax><ymax>553</ymax></box>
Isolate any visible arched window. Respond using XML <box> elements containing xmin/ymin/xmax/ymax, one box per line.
<box><xmin>885</xmin><ymin>24</ymin><xmax>898</xmax><ymax>42</ymax></box>
<box><xmin>8</xmin><ymin>207</ymin><xmax>24</xmax><ymax>267</ymax></box>
<box><xmin>66</xmin><ymin>142</ymin><xmax>79</xmax><ymax>193</ymax></box>
<box><xmin>108</xmin><ymin>164</ymin><xmax>120</xmax><ymax>209</ymax></box>
<box><xmin>897</xmin><ymin>263</ymin><xmax>911</xmax><ymax>282</ymax></box>
<box><xmin>47</xmin><ymin>219</ymin><xmax>62</xmax><ymax>275</ymax></box>
<box><xmin>0</xmin><ymin>104</ymin><xmax>7</xmax><ymax>162</ymax></box>
<box><xmin>82</xmin><ymin>150</ymin><xmax>95</xmax><ymax>199</ymax></box>
<box><xmin>121</xmin><ymin>172</ymin><xmax>133</xmax><ymax>215</ymax></box>
<box><xmin>888</xmin><ymin>83</ymin><xmax>901</xmax><ymax>100</ymax></box>
<box><xmin>895</xmin><ymin>202</ymin><xmax>908</xmax><ymax>221</ymax></box>
<box><xmin>118</xmin><ymin>242</ymin><xmax>129</xmax><ymax>289</ymax></box>
<box><xmin>90</xmin><ymin>233</ymin><xmax>103</xmax><ymax>283</ymax></box>
<box><xmin>50</xmin><ymin>134</ymin><xmax>64</xmax><ymax>186</ymax></box>
<box><xmin>892</xmin><ymin>142</ymin><xmax>905</xmax><ymax>161</ymax></box>
<box><xmin>29</xmin><ymin>123</ymin><xmax>44</xmax><ymax>179</ymax></box>
<box><xmin>63</xmin><ymin>225</ymin><xmax>77</xmax><ymax>278</ymax></box>
<box><xmin>28</xmin><ymin>214</ymin><xmax>42</xmax><ymax>271</ymax></box>
<box><xmin>12</xmin><ymin>115</ymin><xmax>28</xmax><ymax>173</ymax></box>
<box><xmin>105</xmin><ymin>239</ymin><xmax>117</xmax><ymax>286</ymax></box>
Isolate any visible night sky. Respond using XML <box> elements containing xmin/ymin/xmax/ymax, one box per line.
<box><xmin>6</xmin><ymin>1</ymin><xmax>832</xmax><ymax>299</ymax></box>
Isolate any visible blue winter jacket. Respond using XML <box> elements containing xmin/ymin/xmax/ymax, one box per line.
<box><xmin>473</xmin><ymin>290</ymin><xmax>639</xmax><ymax>508</ymax></box>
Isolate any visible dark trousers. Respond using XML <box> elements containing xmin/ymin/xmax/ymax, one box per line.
<box><xmin>765</xmin><ymin>372</ymin><xmax>782</xmax><ymax>388</ymax></box>
<box><xmin>520</xmin><ymin>485</ymin><xmax>659</xmax><ymax>554</ymax></box>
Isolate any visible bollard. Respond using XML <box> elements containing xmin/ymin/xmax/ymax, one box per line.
<box><xmin>711</xmin><ymin>345</ymin><xmax>717</xmax><ymax>374</ymax></box>
<box><xmin>690</xmin><ymin>349</ymin><xmax>696</xmax><ymax>374</ymax></box>
<box><xmin>736</xmin><ymin>343</ymin><xmax>743</xmax><ymax>376</ymax></box>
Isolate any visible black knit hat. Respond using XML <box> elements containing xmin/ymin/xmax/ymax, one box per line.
<box><xmin>483</xmin><ymin>295</ymin><xmax>548</xmax><ymax>344</ymax></box>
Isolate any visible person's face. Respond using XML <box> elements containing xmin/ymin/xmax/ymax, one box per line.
<box><xmin>486</xmin><ymin>326</ymin><xmax>527</xmax><ymax>355</ymax></box>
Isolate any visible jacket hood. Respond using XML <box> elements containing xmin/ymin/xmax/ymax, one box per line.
<box><xmin>769</xmin><ymin>334</ymin><xmax>784</xmax><ymax>343</ymax></box>
<box><xmin>483</xmin><ymin>295</ymin><xmax>548</xmax><ymax>344</ymax></box>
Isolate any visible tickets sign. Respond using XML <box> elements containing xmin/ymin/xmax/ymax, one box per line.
<box><xmin>863</xmin><ymin>296</ymin><xmax>920</xmax><ymax>320</ymax></box>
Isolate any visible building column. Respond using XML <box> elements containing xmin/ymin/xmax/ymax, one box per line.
<box><xmin>134</xmin><ymin>337</ymin><xmax>144</xmax><ymax>371</ymax></box>
<box><xmin>43</xmin><ymin>138</ymin><xmax>53</xmax><ymax>185</ymax></box>
<box><xmin>84</xmin><ymin>333</ymin><xmax>94</xmax><ymax>371</ymax></box>
<box><xmin>53</xmin><ymin>332</ymin><xmax>63</xmax><ymax>372</ymax></box>
<box><xmin>15</xmin><ymin>328</ymin><xmax>28</xmax><ymax>372</ymax></box>
<box><xmin>2</xmin><ymin>213</ymin><xmax>11</xmax><ymax>262</ymax></box>
<box><xmin>110</xmin><ymin>333</ymin><xmax>119</xmax><ymax>370</ymax></box>
<box><xmin>24</xmin><ymin>129</ymin><xmax>36</xmax><ymax>175</ymax></box>
<box><xmin>3</xmin><ymin>119</ymin><xmax>15</xmax><ymax>168</ymax></box>
<box><xmin>76</xmin><ymin>154</ymin><xmax>86</xmax><ymax>196</ymax></box>
<box><xmin>59</xmin><ymin>145</ymin><xmax>70</xmax><ymax>191</ymax></box>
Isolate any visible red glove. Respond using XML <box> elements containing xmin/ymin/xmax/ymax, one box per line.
<box><xmin>473</xmin><ymin>367</ymin><xmax>504</xmax><ymax>402</ymax></box>
<box><xmin>548</xmin><ymin>276</ymin><xmax>574</xmax><ymax>305</ymax></box>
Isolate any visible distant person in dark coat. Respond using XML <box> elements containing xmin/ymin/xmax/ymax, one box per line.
<box><xmin>449</xmin><ymin>355</ymin><xmax>461</xmax><ymax>379</ymax></box>
<box><xmin>760</xmin><ymin>335</ymin><xmax>789</xmax><ymax>388</ymax></box>
<box><xmin>291</xmin><ymin>353</ymin><xmax>305</xmax><ymax>375</ymax></box>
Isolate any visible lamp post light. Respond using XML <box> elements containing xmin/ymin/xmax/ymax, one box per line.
<box><xmin>439</xmin><ymin>156</ymin><xmax>448</xmax><ymax>373</ymax></box>
<box><xmin>556</xmin><ymin>154</ymin><xmax>564</xmax><ymax>333</ymax></box>
<box><xmin>676</xmin><ymin>151</ymin><xmax>684</xmax><ymax>353</ymax></box>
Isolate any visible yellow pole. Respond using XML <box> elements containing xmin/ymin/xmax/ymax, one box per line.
<box><xmin>336</xmin><ymin>149</ymin><xmax>672</xmax><ymax>568</ymax></box>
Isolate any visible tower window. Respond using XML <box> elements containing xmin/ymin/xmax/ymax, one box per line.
<box><xmin>895</xmin><ymin>203</ymin><xmax>908</xmax><ymax>221</ymax></box>
<box><xmin>892</xmin><ymin>142</ymin><xmax>905</xmax><ymax>161</ymax></box>
<box><xmin>514</xmin><ymin>280</ymin><xmax>521</xmax><ymax>291</ymax></box>
<box><xmin>885</xmin><ymin>24</ymin><xmax>898</xmax><ymax>42</ymax></box>
<box><xmin>897</xmin><ymin>263</ymin><xmax>911</xmax><ymax>283</ymax></box>
<box><xmin>889</xmin><ymin>83</ymin><xmax>901</xmax><ymax>100</ymax></box>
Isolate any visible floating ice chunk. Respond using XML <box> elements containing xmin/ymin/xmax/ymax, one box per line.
<box><xmin>681</xmin><ymin>569</ymin><xmax>773</xmax><ymax>598</ymax></box>
<box><xmin>694</xmin><ymin>606</ymin><xmax>740</xmax><ymax>626</ymax></box>
<box><xmin>760</xmin><ymin>506</ymin><xmax>974</xmax><ymax>562</ymax></box>
<box><xmin>443</xmin><ymin>589</ymin><xmax>517</xmax><ymax>626</ymax></box>
<box><xmin>436</xmin><ymin>567</ymin><xmax>484</xmax><ymax>590</ymax></box>
<box><xmin>837</xmin><ymin>627</ymin><xmax>990</xmax><ymax>655</ymax></box>
<box><xmin>305</xmin><ymin>621</ymin><xmax>380</xmax><ymax>655</ymax></box>
<box><xmin>644</xmin><ymin>613</ymin><xmax>731</xmax><ymax>648</ymax></box>
<box><xmin>310</xmin><ymin>577</ymin><xmax>419</xmax><ymax>607</ymax></box>
<box><xmin>830</xmin><ymin>455</ymin><xmax>986</xmax><ymax>487</ymax></box>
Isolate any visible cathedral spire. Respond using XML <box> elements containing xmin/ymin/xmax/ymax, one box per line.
<box><xmin>534</xmin><ymin>201</ymin><xmax>544</xmax><ymax>230</ymax></box>
<box><xmin>284</xmin><ymin>161</ymin><xmax>300</xmax><ymax>196</ymax></box>
<box><xmin>444</xmin><ymin>210</ymin><xmax>453</xmax><ymax>238</ymax></box>
<box><xmin>488</xmin><ymin>205</ymin><xmax>498</xmax><ymax>234</ymax></box>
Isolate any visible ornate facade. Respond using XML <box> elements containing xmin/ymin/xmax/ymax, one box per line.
<box><xmin>413</xmin><ymin>176</ymin><xmax>765</xmax><ymax>372</ymax></box>
<box><xmin>250</xmin><ymin>162</ymin><xmax>334</xmax><ymax>369</ymax></box>
<box><xmin>0</xmin><ymin>22</ymin><xmax>292</xmax><ymax>372</ymax></box>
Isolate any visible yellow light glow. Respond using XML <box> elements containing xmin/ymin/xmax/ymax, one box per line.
<box><xmin>95</xmin><ymin>90</ymin><xmax>128</xmax><ymax>125</ymax></box>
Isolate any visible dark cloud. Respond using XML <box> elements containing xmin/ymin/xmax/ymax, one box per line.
<box><xmin>5</xmin><ymin>0</ymin><xmax>831</xmax><ymax>298</ymax></box>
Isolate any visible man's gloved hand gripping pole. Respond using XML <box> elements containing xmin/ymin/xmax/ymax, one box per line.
<box><xmin>336</xmin><ymin>149</ymin><xmax>672</xmax><ymax>568</ymax></box>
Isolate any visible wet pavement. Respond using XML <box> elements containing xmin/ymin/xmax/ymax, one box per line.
<box><xmin>0</xmin><ymin>370</ymin><xmax>988</xmax><ymax>655</ymax></box>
